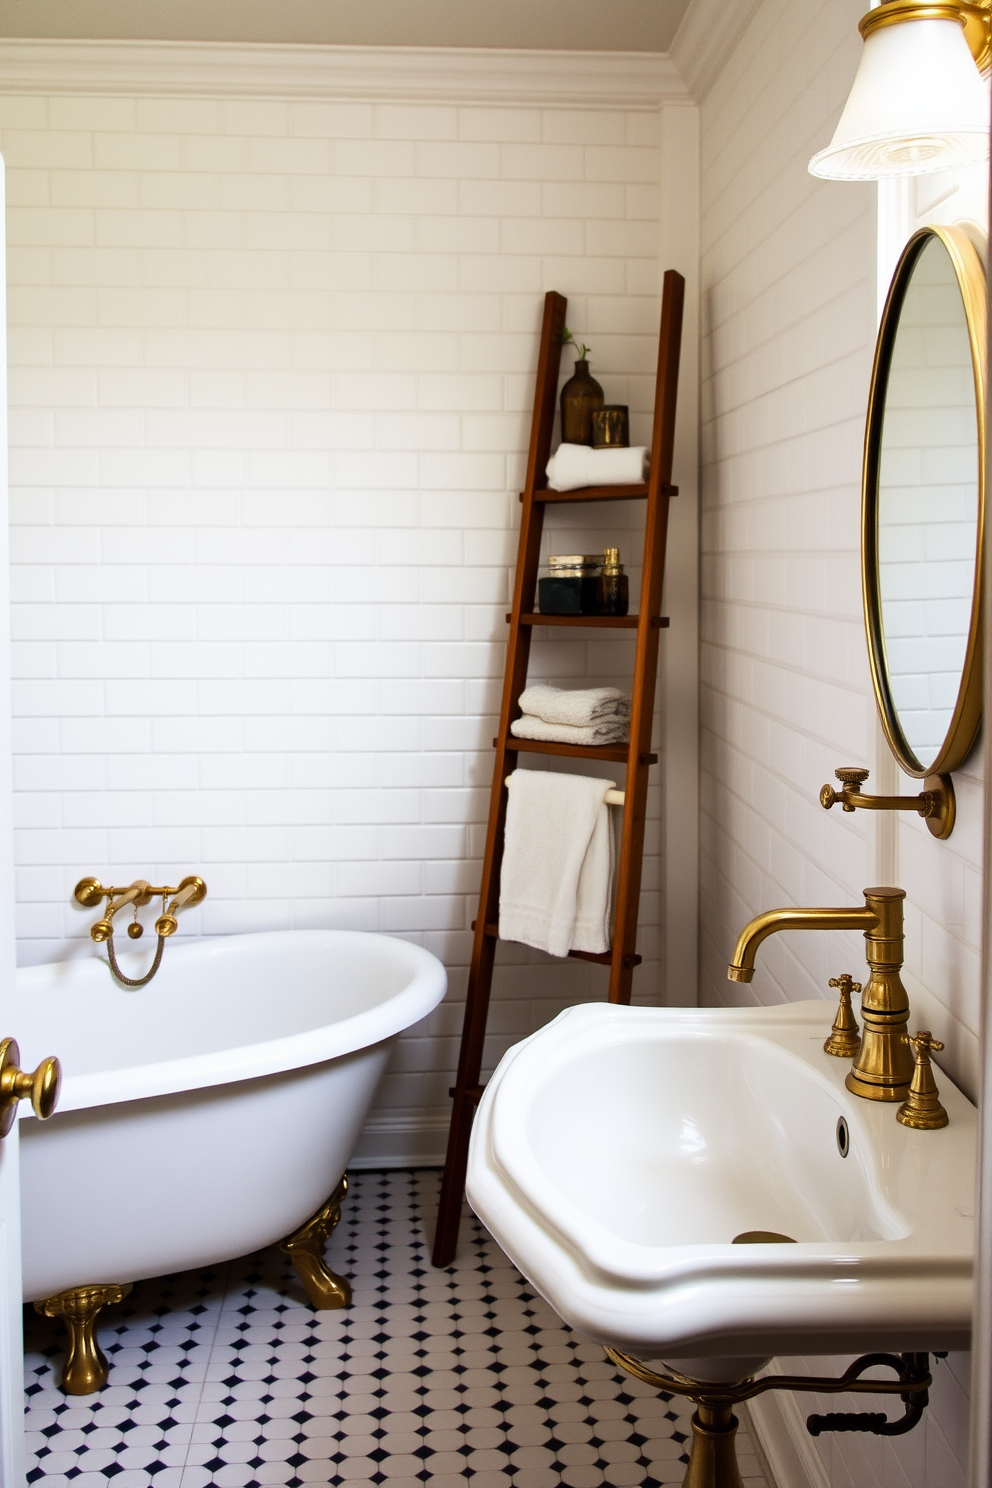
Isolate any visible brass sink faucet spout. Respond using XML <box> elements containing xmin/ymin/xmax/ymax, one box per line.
<box><xmin>728</xmin><ymin>887</ymin><xmax>914</xmax><ymax>1102</ymax></box>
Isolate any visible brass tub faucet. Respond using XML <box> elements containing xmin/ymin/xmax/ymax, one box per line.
<box><xmin>74</xmin><ymin>875</ymin><xmax>207</xmax><ymax>989</ymax></box>
<box><xmin>728</xmin><ymin>887</ymin><xmax>914</xmax><ymax>1102</ymax></box>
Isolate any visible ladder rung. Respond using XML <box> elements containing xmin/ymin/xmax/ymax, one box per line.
<box><xmin>472</xmin><ymin>921</ymin><xmax>640</xmax><ymax>970</ymax></box>
<box><xmin>520</xmin><ymin>483</ymin><xmax>677</xmax><ymax>503</ymax></box>
<box><xmin>568</xmin><ymin>948</ymin><xmax>642</xmax><ymax>968</ymax></box>
<box><xmin>508</xmin><ymin>613</ymin><xmax>669</xmax><ymax>629</ymax></box>
<box><xmin>504</xmin><ymin>776</ymin><xmax>624</xmax><ymax>805</ymax></box>
<box><xmin>470</xmin><ymin>920</ymin><xmax>500</xmax><ymax>936</ymax></box>
<box><xmin>500</xmin><ymin>736</ymin><xmax>657</xmax><ymax>765</ymax></box>
<box><xmin>449</xmin><ymin>1083</ymin><xmax>486</xmax><ymax>1104</ymax></box>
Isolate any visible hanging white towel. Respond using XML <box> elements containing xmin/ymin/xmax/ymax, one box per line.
<box><xmin>499</xmin><ymin>770</ymin><xmax>616</xmax><ymax>957</ymax></box>
<box><xmin>518</xmin><ymin>684</ymin><xmax>631</xmax><ymax>727</ymax></box>
<box><xmin>510</xmin><ymin>714</ymin><xmax>629</xmax><ymax>747</ymax></box>
<box><xmin>546</xmin><ymin>442</ymin><xmax>649</xmax><ymax>492</ymax></box>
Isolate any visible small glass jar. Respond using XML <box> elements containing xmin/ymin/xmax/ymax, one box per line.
<box><xmin>591</xmin><ymin>405</ymin><xmax>630</xmax><ymax>448</ymax></box>
<box><xmin>537</xmin><ymin>554</ymin><xmax>602</xmax><ymax>615</ymax></box>
<box><xmin>595</xmin><ymin>547</ymin><xmax>629</xmax><ymax>616</ymax></box>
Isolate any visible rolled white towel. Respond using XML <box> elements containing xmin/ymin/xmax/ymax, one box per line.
<box><xmin>511</xmin><ymin>714</ymin><xmax>629</xmax><ymax>747</ymax></box>
<box><xmin>546</xmin><ymin>442</ymin><xmax>649</xmax><ymax>492</ymax></box>
<box><xmin>518</xmin><ymin>684</ymin><xmax>631</xmax><ymax>727</ymax></box>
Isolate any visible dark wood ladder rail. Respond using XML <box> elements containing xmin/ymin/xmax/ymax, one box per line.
<box><xmin>432</xmin><ymin>272</ymin><xmax>685</xmax><ymax>1267</ymax></box>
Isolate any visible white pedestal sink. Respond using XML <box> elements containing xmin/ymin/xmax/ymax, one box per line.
<box><xmin>466</xmin><ymin>1001</ymin><xmax>975</xmax><ymax>1379</ymax></box>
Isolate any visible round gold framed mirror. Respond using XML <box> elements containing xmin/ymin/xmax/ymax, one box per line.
<box><xmin>863</xmin><ymin>224</ymin><xmax>986</xmax><ymax>780</ymax></box>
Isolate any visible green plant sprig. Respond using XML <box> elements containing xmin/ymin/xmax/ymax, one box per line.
<box><xmin>559</xmin><ymin>325</ymin><xmax>591</xmax><ymax>361</ymax></box>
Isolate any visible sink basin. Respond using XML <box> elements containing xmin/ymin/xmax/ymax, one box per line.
<box><xmin>466</xmin><ymin>1001</ymin><xmax>975</xmax><ymax>1369</ymax></box>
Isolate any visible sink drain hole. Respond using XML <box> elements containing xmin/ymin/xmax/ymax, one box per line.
<box><xmin>836</xmin><ymin>1116</ymin><xmax>850</xmax><ymax>1158</ymax></box>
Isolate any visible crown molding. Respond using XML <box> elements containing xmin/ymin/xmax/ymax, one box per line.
<box><xmin>0</xmin><ymin>38</ymin><xmax>692</xmax><ymax>108</ymax></box>
<box><xmin>669</xmin><ymin>0</ymin><xmax>760</xmax><ymax>101</ymax></box>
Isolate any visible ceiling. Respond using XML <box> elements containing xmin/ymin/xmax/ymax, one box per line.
<box><xmin>0</xmin><ymin>0</ymin><xmax>691</xmax><ymax>51</ymax></box>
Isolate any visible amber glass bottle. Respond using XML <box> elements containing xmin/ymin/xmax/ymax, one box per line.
<box><xmin>596</xmin><ymin>548</ymin><xmax>629</xmax><ymax>617</ymax></box>
<box><xmin>560</xmin><ymin>358</ymin><xmax>604</xmax><ymax>445</ymax></box>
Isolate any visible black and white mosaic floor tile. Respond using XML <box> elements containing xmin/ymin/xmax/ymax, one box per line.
<box><xmin>24</xmin><ymin>1169</ymin><xmax>769</xmax><ymax>1488</ymax></box>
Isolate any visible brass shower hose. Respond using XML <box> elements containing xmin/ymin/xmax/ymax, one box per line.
<box><xmin>104</xmin><ymin>927</ymin><xmax>166</xmax><ymax>988</ymax></box>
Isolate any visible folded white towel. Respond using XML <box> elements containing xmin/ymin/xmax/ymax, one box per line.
<box><xmin>546</xmin><ymin>442</ymin><xmax>649</xmax><ymax>492</ymax></box>
<box><xmin>510</xmin><ymin>714</ymin><xmax>629</xmax><ymax>747</ymax></box>
<box><xmin>499</xmin><ymin>769</ymin><xmax>616</xmax><ymax>956</ymax></box>
<box><xmin>518</xmin><ymin>684</ymin><xmax>631</xmax><ymax>727</ymax></box>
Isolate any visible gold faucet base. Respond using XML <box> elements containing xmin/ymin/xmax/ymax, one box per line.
<box><xmin>34</xmin><ymin>1282</ymin><xmax>132</xmax><ymax>1394</ymax></box>
<box><xmin>279</xmin><ymin>1175</ymin><xmax>352</xmax><ymax>1309</ymax></box>
<box><xmin>845</xmin><ymin>1068</ymin><xmax>910</xmax><ymax>1102</ymax></box>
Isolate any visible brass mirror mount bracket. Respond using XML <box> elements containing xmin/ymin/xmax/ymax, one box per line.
<box><xmin>607</xmin><ymin>1348</ymin><xmax>932</xmax><ymax>1487</ymax></box>
<box><xmin>820</xmin><ymin>767</ymin><xmax>955</xmax><ymax>840</ymax></box>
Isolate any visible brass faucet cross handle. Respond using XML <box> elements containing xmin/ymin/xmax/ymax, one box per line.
<box><xmin>897</xmin><ymin>1031</ymin><xmax>949</xmax><ymax>1130</ymax></box>
<box><xmin>824</xmin><ymin>974</ymin><xmax>862</xmax><ymax>1058</ymax></box>
<box><xmin>819</xmin><ymin>767</ymin><xmax>955</xmax><ymax>841</ymax></box>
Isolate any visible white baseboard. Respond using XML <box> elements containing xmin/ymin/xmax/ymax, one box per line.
<box><xmin>350</xmin><ymin>1114</ymin><xmax>448</xmax><ymax>1169</ymax></box>
<box><xmin>744</xmin><ymin>1370</ymin><xmax>831</xmax><ymax>1488</ymax></box>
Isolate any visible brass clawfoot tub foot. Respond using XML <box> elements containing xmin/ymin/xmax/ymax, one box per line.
<box><xmin>279</xmin><ymin>1175</ymin><xmax>352</xmax><ymax>1308</ymax></box>
<box><xmin>34</xmin><ymin>1282</ymin><xmax>132</xmax><ymax>1394</ymax></box>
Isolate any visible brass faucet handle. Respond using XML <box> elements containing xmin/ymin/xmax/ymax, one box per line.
<box><xmin>907</xmin><ymin>1029</ymin><xmax>944</xmax><ymax>1057</ymax></box>
<box><xmin>0</xmin><ymin>1038</ymin><xmax>62</xmax><ymax>1137</ymax></box>
<box><xmin>828</xmin><ymin>974</ymin><xmax>862</xmax><ymax>995</ymax></box>
<box><xmin>897</xmin><ymin>1030</ymin><xmax>948</xmax><ymax>1130</ymax></box>
<box><xmin>824</xmin><ymin>974</ymin><xmax>863</xmax><ymax>1058</ymax></box>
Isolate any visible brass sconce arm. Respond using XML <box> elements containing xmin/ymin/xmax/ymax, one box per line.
<box><xmin>728</xmin><ymin>904</ymin><xmax>879</xmax><ymax>983</ymax></box>
<box><xmin>820</xmin><ymin>768</ymin><xmax>955</xmax><ymax>840</ymax></box>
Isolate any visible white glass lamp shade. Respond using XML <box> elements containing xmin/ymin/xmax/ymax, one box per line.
<box><xmin>809</xmin><ymin>16</ymin><xmax>990</xmax><ymax>179</ymax></box>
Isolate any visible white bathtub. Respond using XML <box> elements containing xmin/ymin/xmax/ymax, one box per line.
<box><xmin>12</xmin><ymin>929</ymin><xmax>446</xmax><ymax>1300</ymax></box>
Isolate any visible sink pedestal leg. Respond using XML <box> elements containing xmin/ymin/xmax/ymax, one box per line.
<box><xmin>608</xmin><ymin>1345</ymin><xmax>934</xmax><ymax>1487</ymax></box>
<box><xmin>683</xmin><ymin>1401</ymin><xmax>745</xmax><ymax>1488</ymax></box>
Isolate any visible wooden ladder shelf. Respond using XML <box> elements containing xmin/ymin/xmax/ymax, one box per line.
<box><xmin>432</xmin><ymin>272</ymin><xmax>685</xmax><ymax>1266</ymax></box>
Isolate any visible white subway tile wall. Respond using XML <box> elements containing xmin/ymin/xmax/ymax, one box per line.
<box><xmin>699</xmin><ymin>0</ymin><xmax>981</xmax><ymax>1482</ymax></box>
<box><xmin>1</xmin><ymin>80</ymin><xmax>680</xmax><ymax>1164</ymax></box>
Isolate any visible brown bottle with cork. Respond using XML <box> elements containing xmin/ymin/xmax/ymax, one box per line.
<box><xmin>596</xmin><ymin>548</ymin><xmax>629</xmax><ymax>616</ymax></box>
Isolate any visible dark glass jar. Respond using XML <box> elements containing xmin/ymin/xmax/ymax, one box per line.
<box><xmin>560</xmin><ymin>358</ymin><xmax>604</xmax><ymax>445</ymax></box>
<box><xmin>537</xmin><ymin>554</ymin><xmax>602</xmax><ymax>615</ymax></box>
<box><xmin>595</xmin><ymin>547</ymin><xmax>629</xmax><ymax>617</ymax></box>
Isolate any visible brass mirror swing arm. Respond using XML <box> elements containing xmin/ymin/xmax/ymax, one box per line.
<box><xmin>820</xmin><ymin>766</ymin><xmax>955</xmax><ymax>840</ymax></box>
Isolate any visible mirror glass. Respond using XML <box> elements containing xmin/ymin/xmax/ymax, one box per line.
<box><xmin>867</xmin><ymin>227</ymin><xmax>984</xmax><ymax>777</ymax></box>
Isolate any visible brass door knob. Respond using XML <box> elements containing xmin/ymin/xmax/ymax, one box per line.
<box><xmin>0</xmin><ymin>1037</ymin><xmax>61</xmax><ymax>1137</ymax></box>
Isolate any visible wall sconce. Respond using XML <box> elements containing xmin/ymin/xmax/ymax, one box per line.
<box><xmin>809</xmin><ymin>0</ymin><xmax>990</xmax><ymax>180</ymax></box>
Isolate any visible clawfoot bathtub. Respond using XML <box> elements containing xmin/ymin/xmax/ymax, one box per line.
<box><xmin>12</xmin><ymin>929</ymin><xmax>446</xmax><ymax>1390</ymax></box>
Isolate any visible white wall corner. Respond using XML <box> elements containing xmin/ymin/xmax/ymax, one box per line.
<box><xmin>660</xmin><ymin>102</ymin><xmax>701</xmax><ymax>1007</ymax></box>
<box><xmin>669</xmin><ymin>0</ymin><xmax>761</xmax><ymax>102</ymax></box>
<box><xmin>0</xmin><ymin>37</ymin><xmax>691</xmax><ymax>108</ymax></box>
